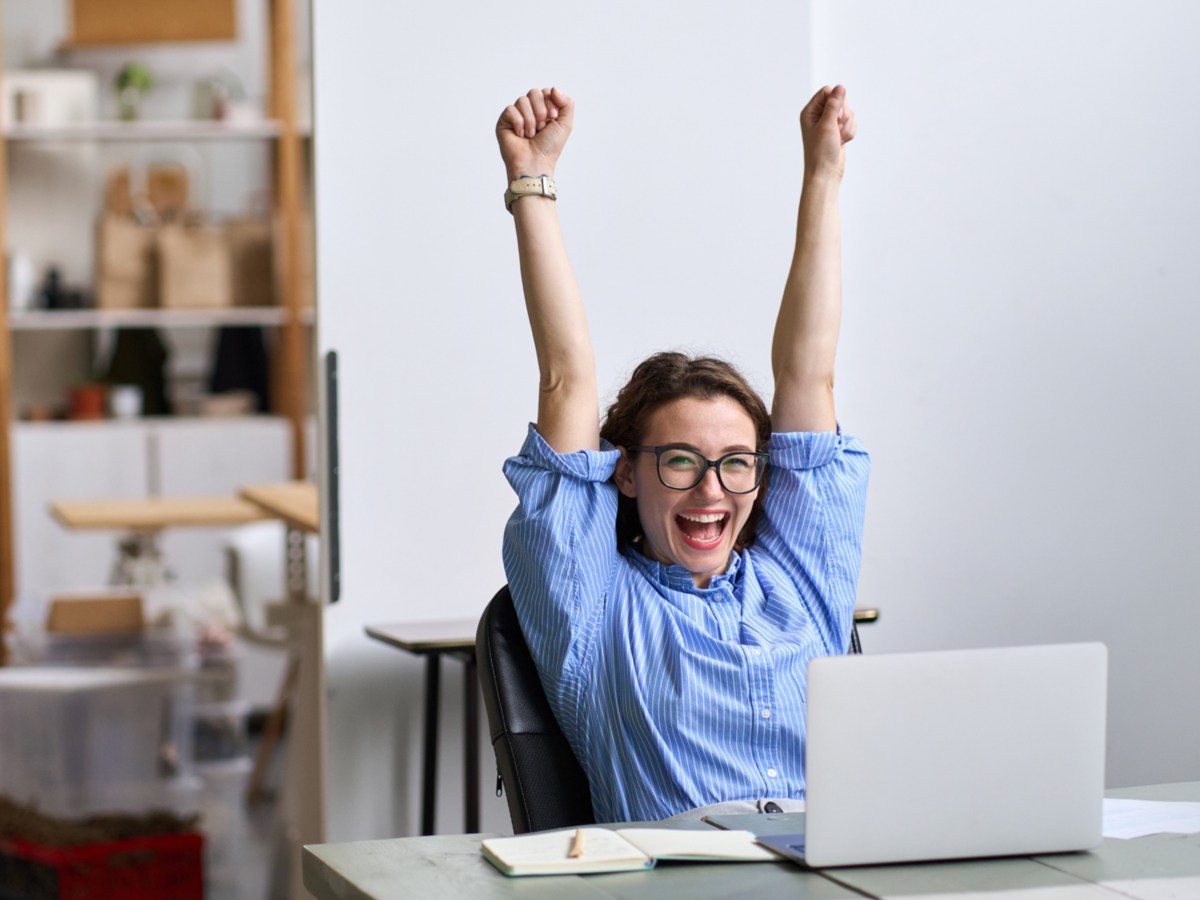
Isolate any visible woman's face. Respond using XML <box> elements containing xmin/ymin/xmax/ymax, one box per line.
<box><xmin>614</xmin><ymin>394</ymin><xmax>760</xmax><ymax>589</ymax></box>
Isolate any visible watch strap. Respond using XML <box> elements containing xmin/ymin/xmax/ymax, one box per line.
<box><xmin>505</xmin><ymin>175</ymin><xmax>557</xmax><ymax>213</ymax></box>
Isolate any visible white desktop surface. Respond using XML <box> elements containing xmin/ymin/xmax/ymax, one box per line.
<box><xmin>304</xmin><ymin>783</ymin><xmax>1200</xmax><ymax>900</ymax></box>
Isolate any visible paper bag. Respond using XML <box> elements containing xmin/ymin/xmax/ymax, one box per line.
<box><xmin>158</xmin><ymin>221</ymin><xmax>232</xmax><ymax>308</ymax></box>
<box><xmin>105</xmin><ymin>164</ymin><xmax>190</xmax><ymax>219</ymax></box>
<box><xmin>95</xmin><ymin>213</ymin><xmax>158</xmax><ymax>308</ymax></box>
<box><xmin>47</xmin><ymin>594</ymin><xmax>144</xmax><ymax>635</ymax></box>
<box><xmin>224</xmin><ymin>215</ymin><xmax>275</xmax><ymax>306</ymax></box>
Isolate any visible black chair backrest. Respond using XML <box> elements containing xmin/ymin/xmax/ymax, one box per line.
<box><xmin>476</xmin><ymin>586</ymin><xmax>595</xmax><ymax>834</ymax></box>
<box><xmin>476</xmin><ymin>584</ymin><xmax>864</xmax><ymax>834</ymax></box>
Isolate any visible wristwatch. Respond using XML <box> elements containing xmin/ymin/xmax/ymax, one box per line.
<box><xmin>505</xmin><ymin>175</ymin><xmax>557</xmax><ymax>213</ymax></box>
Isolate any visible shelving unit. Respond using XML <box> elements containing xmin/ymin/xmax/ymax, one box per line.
<box><xmin>0</xmin><ymin>0</ymin><xmax>313</xmax><ymax>662</ymax></box>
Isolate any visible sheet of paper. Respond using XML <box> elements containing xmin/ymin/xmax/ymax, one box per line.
<box><xmin>1103</xmin><ymin>798</ymin><xmax>1200</xmax><ymax>839</ymax></box>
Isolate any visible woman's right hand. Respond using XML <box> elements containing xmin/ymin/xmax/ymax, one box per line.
<box><xmin>496</xmin><ymin>87</ymin><xmax>574</xmax><ymax>182</ymax></box>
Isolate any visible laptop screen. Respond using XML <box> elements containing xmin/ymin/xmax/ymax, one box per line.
<box><xmin>801</xmin><ymin>642</ymin><xmax>1107</xmax><ymax>867</ymax></box>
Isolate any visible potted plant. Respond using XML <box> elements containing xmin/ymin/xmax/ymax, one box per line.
<box><xmin>115</xmin><ymin>62</ymin><xmax>154</xmax><ymax>120</ymax></box>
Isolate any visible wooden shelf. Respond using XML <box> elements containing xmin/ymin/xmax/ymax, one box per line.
<box><xmin>3</xmin><ymin>119</ymin><xmax>310</xmax><ymax>143</ymax></box>
<box><xmin>8</xmin><ymin>307</ymin><xmax>314</xmax><ymax>330</ymax></box>
<box><xmin>15</xmin><ymin>414</ymin><xmax>289</xmax><ymax>430</ymax></box>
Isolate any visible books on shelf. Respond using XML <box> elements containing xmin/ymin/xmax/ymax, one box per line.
<box><xmin>480</xmin><ymin>826</ymin><xmax>776</xmax><ymax>877</ymax></box>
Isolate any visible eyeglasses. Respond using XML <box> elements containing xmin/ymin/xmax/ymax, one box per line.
<box><xmin>627</xmin><ymin>445</ymin><xmax>768</xmax><ymax>494</ymax></box>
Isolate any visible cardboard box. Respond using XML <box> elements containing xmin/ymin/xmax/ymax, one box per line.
<box><xmin>46</xmin><ymin>594</ymin><xmax>144</xmax><ymax>635</ymax></box>
<box><xmin>71</xmin><ymin>0</ymin><xmax>234</xmax><ymax>44</ymax></box>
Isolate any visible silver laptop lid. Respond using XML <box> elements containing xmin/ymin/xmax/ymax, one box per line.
<box><xmin>804</xmin><ymin>642</ymin><xmax>1107</xmax><ymax>867</ymax></box>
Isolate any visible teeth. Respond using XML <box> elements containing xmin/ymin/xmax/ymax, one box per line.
<box><xmin>678</xmin><ymin>512</ymin><xmax>726</xmax><ymax>523</ymax></box>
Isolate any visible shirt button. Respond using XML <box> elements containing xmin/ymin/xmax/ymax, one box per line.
<box><xmin>752</xmin><ymin>648</ymin><xmax>762</xmax><ymax>656</ymax></box>
<box><xmin>767</xmin><ymin>768</ymin><xmax>778</xmax><ymax>778</ymax></box>
<box><xmin>761</xmin><ymin>708</ymin><xmax>772</xmax><ymax>718</ymax></box>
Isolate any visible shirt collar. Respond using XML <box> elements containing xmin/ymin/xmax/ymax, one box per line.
<box><xmin>627</xmin><ymin>545</ymin><xmax>743</xmax><ymax>595</ymax></box>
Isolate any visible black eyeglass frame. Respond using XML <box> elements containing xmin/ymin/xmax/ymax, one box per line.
<box><xmin>626</xmin><ymin>444</ymin><xmax>769</xmax><ymax>494</ymax></box>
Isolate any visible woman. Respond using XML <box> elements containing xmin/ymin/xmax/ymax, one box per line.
<box><xmin>498</xmin><ymin>85</ymin><xmax>869</xmax><ymax>823</ymax></box>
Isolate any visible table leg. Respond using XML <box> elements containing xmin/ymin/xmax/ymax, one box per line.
<box><xmin>421</xmin><ymin>653</ymin><xmax>440</xmax><ymax>836</ymax></box>
<box><xmin>109</xmin><ymin>530</ymin><xmax>170</xmax><ymax>586</ymax></box>
<box><xmin>284</xmin><ymin>525</ymin><xmax>308</xmax><ymax>603</ymax></box>
<box><xmin>463</xmin><ymin>652</ymin><xmax>479</xmax><ymax>833</ymax></box>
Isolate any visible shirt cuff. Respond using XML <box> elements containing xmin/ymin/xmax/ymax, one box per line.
<box><xmin>518</xmin><ymin>423</ymin><xmax>620</xmax><ymax>482</ymax></box>
<box><xmin>768</xmin><ymin>429</ymin><xmax>859</xmax><ymax>470</ymax></box>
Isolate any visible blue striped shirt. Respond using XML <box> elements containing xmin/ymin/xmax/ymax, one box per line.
<box><xmin>502</xmin><ymin>424</ymin><xmax>870</xmax><ymax>823</ymax></box>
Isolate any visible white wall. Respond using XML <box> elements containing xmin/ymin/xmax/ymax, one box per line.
<box><xmin>313</xmin><ymin>0</ymin><xmax>1200</xmax><ymax>841</ymax></box>
<box><xmin>312</xmin><ymin>0</ymin><xmax>815</xmax><ymax>839</ymax></box>
<box><xmin>812</xmin><ymin>0</ymin><xmax>1200</xmax><ymax>787</ymax></box>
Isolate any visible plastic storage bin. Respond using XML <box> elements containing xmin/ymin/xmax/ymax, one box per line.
<box><xmin>192</xmin><ymin>699</ymin><xmax>250</xmax><ymax>762</ymax></box>
<box><xmin>0</xmin><ymin>668</ymin><xmax>195</xmax><ymax>818</ymax></box>
<box><xmin>41</xmin><ymin>627</ymin><xmax>187</xmax><ymax>669</ymax></box>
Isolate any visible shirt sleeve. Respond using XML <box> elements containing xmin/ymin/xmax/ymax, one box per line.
<box><xmin>502</xmin><ymin>424</ymin><xmax>621</xmax><ymax>709</ymax></box>
<box><xmin>752</xmin><ymin>429</ymin><xmax>871</xmax><ymax>654</ymax></box>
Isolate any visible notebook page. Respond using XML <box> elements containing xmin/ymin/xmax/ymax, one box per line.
<box><xmin>617</xmin><ymin>828</ymin><xmax>777</xmax><ymax>861</ymax></box>
<box><xmin>482</xmin><ymin>827</ymin><xmax>648</xmax><ymax>869</ymax></box>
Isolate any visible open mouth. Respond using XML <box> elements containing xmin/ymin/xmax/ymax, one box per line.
<box><xmin>675</xmin><ymin>511</ymin><xmax>729</xmax><ymax>551</ymax></box>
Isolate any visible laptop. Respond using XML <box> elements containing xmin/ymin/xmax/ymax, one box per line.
<box><xmin>715</xmin><ymin>642</ymin><xmax>1107</xmax><ymax>868</ymax></box>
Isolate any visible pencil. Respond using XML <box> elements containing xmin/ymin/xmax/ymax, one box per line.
<box><xmin>568</xmin><ymin>827</ymin><xmax>585</xmax><ymax>858</ymax></box>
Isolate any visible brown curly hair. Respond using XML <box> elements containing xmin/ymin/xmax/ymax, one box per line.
<box><xmin>600</xmin><ymin>352</ymin><xmax>771</xmax><ymax>552</ymax></box>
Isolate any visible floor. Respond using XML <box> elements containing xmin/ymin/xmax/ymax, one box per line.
<box><xmin>196</xmin><ymin>751</ymin><xmax>285</xmax><ymax>900</ymax></box>
<box><xmin>194</xmin><ymin>665</ymin><xmax>290</xmax><ymax>900</ymax></box>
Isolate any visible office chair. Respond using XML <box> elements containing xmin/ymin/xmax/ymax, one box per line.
<box><xmin>477</xmin><ymin>585</ymin><xmax>595</xmax><ymax>833</ymax></box>
<box><xmin>477</xmin><ymin>585</ymin><xmax>867</xmax><ymax>834</ymax></box>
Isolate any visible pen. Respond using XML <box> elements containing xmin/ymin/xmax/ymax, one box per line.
<box><xmin>568</xmin><ymin>827</ymin><xmax>585</xmax><ymax>858</ymax></box>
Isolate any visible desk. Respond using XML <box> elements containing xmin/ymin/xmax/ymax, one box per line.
<box><xmin>365</xmin><ymin>620</ymin><xmax>480</xmax><ymax>836</ymax></box>
<box><xmin>237</xmin><ymin>479</ymin><xmax>324</xmax><ymax>900</ymax></box>
<box><xmin>52</xmin><ymin>495</ymin><xmax>274</xmax><ymax>530</ymax></box>
<box><xmin>52</xmin><ymin>495</ymin><xmax>274</xmax><ymax>585</ymax></box>
<box><xmin>239</xmin><ymin>481</ymin><xmax>319</xmax><ymax>603</ymax></box>
<box><xmin>362</xmin><ymin>608</ymin><xmax>880</xmax><ymax>837</ymax></box>
<box><xmin>304</xmin><ymin>783</ymin><xmax>1200</xmax><ymax>900</ymax></box>
<box><xmin>238</xmin><ymin>481</ymin><xmax>319</xmax><ymax>533</ymax></box>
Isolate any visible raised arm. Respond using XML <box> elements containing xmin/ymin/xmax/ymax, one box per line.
<box><xmin>771</xmin><ymin>85</ymin><xmax>857</xmax><ymax>433</ymax></box>
<box><xmin>497</xmin><ymin>87</ymin><xmax>599</xmax><ymax>454</ymax></box>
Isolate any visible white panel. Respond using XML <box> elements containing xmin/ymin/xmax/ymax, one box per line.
<box><xmin>314</xmin><ymin>0</ymin><xmax>816</xmax><ymax>840</ymax></box>
<box><xmin>154</xmin><ymin>416</ymin><xmax>290</xmax><ymax>493</ymax></box>
<box><xmin>155</xmin><ymin>416</ymin><xmax>291</xmax><ymax>584</ymax></box>
<box><xmin>10</xmin><ymin>421</ymin><xmax>149</xmax><ymax>616</ymax></box>
<box><xmin>811</xmin><ymin>0</ymin><xmax>1200</xmax><ymax>788</ymax></box>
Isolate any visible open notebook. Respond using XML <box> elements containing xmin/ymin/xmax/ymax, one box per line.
<box><xmin>480</xmin><ymin>826</ymin><xmax>776</xmax><ymax>876</ymax></box>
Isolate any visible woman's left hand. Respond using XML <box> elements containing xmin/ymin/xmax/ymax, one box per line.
<box><xmin>496</xmin><ymin>87</ymin><xmax>574</xmax><ymax>183</ymax></box>
<box><xmin>799</xmin><ymin>85</ymin><xmax>856</xmax><ymax>180</ymax></box>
